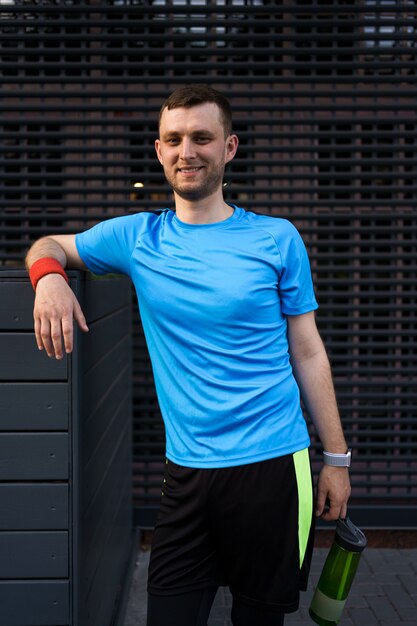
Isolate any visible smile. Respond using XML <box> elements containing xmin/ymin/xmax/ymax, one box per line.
<box><xmin>178</xmin><ymin>167</ymin><xmax>203</xmax><ymax>173</ymax></box>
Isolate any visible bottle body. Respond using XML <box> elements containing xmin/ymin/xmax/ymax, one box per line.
<box><xmin>309</xmin><ymin>543</ymin><xmax>362</xmax><ymax>625</ymax></box>
<box><xmin>309</xmin><ymin>518</ymin><xmax>367</xmax><ymax>626</ymax></box>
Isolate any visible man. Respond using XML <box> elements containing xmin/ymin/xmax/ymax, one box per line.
<box><xmin>26</xmin><ymin>85</ymin><xmax>351</xmax><ymax>626</ymax></box>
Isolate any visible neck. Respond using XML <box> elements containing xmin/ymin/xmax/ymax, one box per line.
<box><xmin>174</xmin><ymin>193</ymin><xmax>233</xmax><ymax>225</ymax></box>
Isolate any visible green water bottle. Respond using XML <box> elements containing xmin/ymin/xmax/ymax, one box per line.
<box><xmin>309</xmin><ymin>517</ymin><xmax>367</xmax><ymax>625</ymax></box>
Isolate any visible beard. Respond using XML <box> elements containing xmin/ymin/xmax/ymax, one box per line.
<box><xmin>164</xmin><ymin>159</ymin><xmax>226</xmax><ymax>202</ymax></box>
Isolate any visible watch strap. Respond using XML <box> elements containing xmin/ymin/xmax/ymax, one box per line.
<box><xmin>323</xmin><ymin>448</ymin><xmax>352</xmax><ymax>467</ymax></box>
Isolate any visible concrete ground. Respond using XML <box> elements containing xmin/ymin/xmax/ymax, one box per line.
<box><xmin>123</xmin><ymin>544</ymin><xmax>417</xmax><ymax>626</ymax></box>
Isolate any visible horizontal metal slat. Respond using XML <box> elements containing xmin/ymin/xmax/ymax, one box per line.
<box><xmin>2</xmin><ymin>3</ymin><xmax>415</xmax><ymax>13</ymax></box>
<box><xmin>1</xmin><ymin>114</ymin><xmax>415</xmax><ymax>125</ymax></box>
<box><xmin>1</xmin><ymin>201</ymin><xmax>417</xmax><ymax>212</ymax></box>
<box><xmin>2</xmin><ymin>171</ymin><xmax>417</xmax><ymax>181</ymax></box>
<box><xmin>1</xmin><ymin>127</ymin><xmax>416</xmax><ymax>141</ymax></box>
<box><xmin>1</xmin><ymin>29</ymin><xmax>416</xmax><ymax>43</ymax></box>
<box><xmin>2</xmin><ymin>17</ymin><xmax>416</xmax><ymax>31</ymax></box>
<box><xmin>3</xmin><ymin>60</ymin><xmax>417</xmax><ymax>71</ymax></box>
<box><xmin>3</xmin><ymin>46</ymin><xmax>417</xmax><ymax>58</ymax></box>
<box><xmin>1</xmin><ymin>142</ymin><xmax>416</xmax><ymax>155</ymax></box>
<box><xmin>2</xmin><ymin>156</ymin><xmax>417</xmax><ymax>168</ymax></box>
<box><xmin>3</xmin><ymin>75</ymin><xmax>417</xmax><ymax>86</ymax></box>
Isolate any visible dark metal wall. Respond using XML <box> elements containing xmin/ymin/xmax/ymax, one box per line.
<box><xmin>0</xmin><ymin>271</ymin><xmax>133</xmax><ymax>625</ymax></box>
<box><xmin>1</xmin><ymin>0</ymin><xmax>416</xmax><ymax>528</ymax></box>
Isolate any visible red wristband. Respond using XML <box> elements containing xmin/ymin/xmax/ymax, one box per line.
<box><xmin>29</xmin><ymin>257</ymin><xmax>69</xmax><ymax>291</ymax></box>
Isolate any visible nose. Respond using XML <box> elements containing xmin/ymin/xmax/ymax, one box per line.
<box><xmin>179</xmin><ymin>137</ymin><xmax>196</xmax><ymax>161</ymax></box>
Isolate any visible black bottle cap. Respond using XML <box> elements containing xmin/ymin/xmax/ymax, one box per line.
<box><xmin>335</xmin><ymin>517</ymin><xmax>367</xmax><ymax>553</ymax></box>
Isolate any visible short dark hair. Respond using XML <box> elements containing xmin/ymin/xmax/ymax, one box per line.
<box><xmin>158</xmin><ymin>84</ymin><xmax>233</xmax><ymax>137</ymax></box>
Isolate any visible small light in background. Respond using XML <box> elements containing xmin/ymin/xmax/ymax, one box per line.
<box><xmin>133</xmin><ymin>182</ymin><xmax>145</xmax><ymax>189</ymax></box>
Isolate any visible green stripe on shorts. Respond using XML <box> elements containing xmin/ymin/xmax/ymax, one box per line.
<box><xmin>292</xmin><ymin>448</ymin><xmax>313</xmax><ymax>567</ymax></box>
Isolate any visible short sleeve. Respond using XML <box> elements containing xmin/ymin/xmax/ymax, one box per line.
<box><xmin>276</xmin><ymin>221</ymin><xmax>318</xmax><ymax>315</ymax></box>
<box><xmin>75</xmin><ymin>213</ymin><xmax>145</xmax><ymax>277</ymax></box>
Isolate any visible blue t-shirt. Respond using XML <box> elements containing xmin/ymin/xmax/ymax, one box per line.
<box><xmin>76</xmin><ymin>205</ymin><xmax>318</xmax><ymax>468</ymax></box>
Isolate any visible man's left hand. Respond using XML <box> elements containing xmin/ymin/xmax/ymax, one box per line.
<box><xmin>315</xmin><ymin>465</ymin><xmax>351</xmax><ymax>521</ymax></box>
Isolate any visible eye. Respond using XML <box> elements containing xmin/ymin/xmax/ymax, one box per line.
<box><xmin>195</xmin><ymin>136</ymin><xmax>211</xmax><ymax>144</ymax></box>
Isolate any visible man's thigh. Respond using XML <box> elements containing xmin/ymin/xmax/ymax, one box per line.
<box><xmin>209</xmin><ymin>450</ymin><xmax>315</xmax><ymax>614</ymax></box>
<box><xmin>147</xmin><ymin>460</ymin><xmax>224</xmax><ymax>595</ymax></box>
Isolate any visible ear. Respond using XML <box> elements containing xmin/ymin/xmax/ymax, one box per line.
<box><xmin>225</xmin><ymin>134</ymin><xmax>239</xmax><ymax>164</ymax></box>
<box><xmin>155</xmin><ymin>139</ymin><xmax>164</xmax><ymax>165</ymax></box>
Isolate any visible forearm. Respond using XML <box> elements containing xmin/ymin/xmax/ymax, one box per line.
<box><xmin>26</xmin><ymin>234</ymin><xmax>84</xmax><ymax>271</ymax></box>
<box><xmin>291</xmin><ymin>343</ymin><xmax>347</xmax><ymax>453</ymax></box>
<box><xmin>25</xmin><ymin>236</ymin><xmax>67</xmax><ymax>270</ymax></box>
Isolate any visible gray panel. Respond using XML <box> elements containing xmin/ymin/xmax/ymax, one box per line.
<box><xmin>0</xmin><ymin>484</ymin><xmax>68</xmax><ymax>530</ymax></box>
<box><xmin>0</xmin><ymin>434</ymin><xmax>68</xmax><ymax>480</ymax></box>
<box><xmin>84</xmin><ymin>370</ymin><xmax>130</xmax><ymax>465</ymax></box>
<box><xmin>0</xmin><ymin>532</ymin><xmax>68</xmax><ymax>578</ymax></box>
<box><xmin>82</xmin><ymin>276</ymin><xmax>132</xmax><ymax>323</ymax></box>
<box><xmin>81</xmin><ymin>485</ymin><xmax>133</xmax><ymax>626</ymax></box>
<box><xmin>0</xmin><ymin>580</ymin><xmax>69</xmax><ymax>626</ymax></box>
<box><xmin>0</xmin><ymin>281</ymin><xmax>35</xmax><ymax>330</ymax></box>
<box><xmin>0</xmin><ymin>383</ymin><xmax>68</xmax><ymax>431</ymax></box>
<box><xmin>83</xmin><ymin>307</ymin><xmax>130</xmax><ymax>373</ymax></box>
<box><xmin>83</xmin><ymin>429</ymin><xmax>131</xmax><ymax>583</ymax></box>
<box><xmin>0</xmin><ymin>335</ymin><xmax>68</xmax><ymax>381</ymax></box>
<box><xmin>83</xmin><ymin>337</ymin><xmax>130</xmax><ymax>417</ymax></box>
<box><xmin>83</xmin><ymin>396</ymin><xmax>130</xmax><ymax>507</ymax></box>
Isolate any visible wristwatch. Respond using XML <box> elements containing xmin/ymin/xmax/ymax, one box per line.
<box><xmin>323</xmin><ymin>448</ymin><xmax>352</xmax><ymax>467</ymax></box>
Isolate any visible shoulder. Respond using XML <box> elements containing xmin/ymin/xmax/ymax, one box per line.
<box><xmin>112</xmin><ymin>208</ymin><xmax>171</xmax><ymax>228</ymax></box>
<box><xmin>241</xmin><ymin>209</ymin><xmax>301</xmax><ymax>242</ymax></box>
<box><xmin>76</xmin><ymin>209</ymin><xmax>173</xmax><ymax>252</ymax></box>
<box><xmin>94</xmin><ymin>208</ymin><xmax>172</xmax><ymax>235</ymax></box>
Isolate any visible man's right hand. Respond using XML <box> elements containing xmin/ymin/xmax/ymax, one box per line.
<box><xmin>34</xmin><ymin>274</ymin><xmax>89</xmax><ymax>359</ymax></box>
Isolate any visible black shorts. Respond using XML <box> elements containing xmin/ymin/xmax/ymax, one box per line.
<box><xmin>147</xmin><ymin>449</ymin><xmax>315</xmax><ymax>613</ymax></box>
